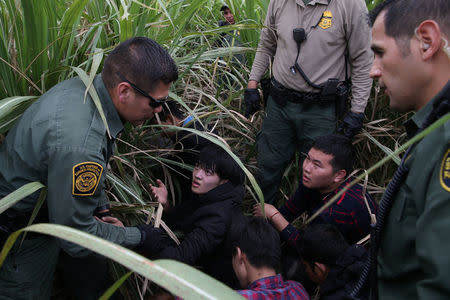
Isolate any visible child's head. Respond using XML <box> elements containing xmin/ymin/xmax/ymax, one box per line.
<box><xmin>229</xmin><ymin>216</ymin><xmax>281</xmax><ymax>288</ymax></box>
<box><xmin>296</xmin><ymin>224</ymin><xmax>349</xmax><ymax>284</ymax></box>
<box><xmin>158</xmin><ymin>101</ymin><xmax>185</xmax><ymax>125</ymax></box>
<box><xmin>191</xmin><ymin>144</ymin><xmax>244</xmax><ymax>194</ymax></box>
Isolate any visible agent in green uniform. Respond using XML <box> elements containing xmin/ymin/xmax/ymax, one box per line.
<box><xmin>352</xmin><ymin>1</ymin><xmax>450</xmax><ymax>299</ymax></box>
<box><xmin>244</xmin><ymin>0</ymin><xmax>373</xmax><ymax>204</ymax></box>
<box><xmin>0</xmin><ymin>37</ymin><xmax>178</xmax><ymax>299</ymax></box>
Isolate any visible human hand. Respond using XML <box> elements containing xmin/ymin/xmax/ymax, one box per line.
<box><xmin>149</xmin><ymin>179</ymin><xmax>169</xmax><ymax>210</ymax></box>
<box><xmin>95</xmin><ymin>216</ymin><xmax>124</xmax><ymax>227</ymax></box>
<box><xmin>135</xmin><ymin>224</ymin><xmax>166</xmax><ymax>256</ymax></box>
<box><xmin>252</xmin><ymin>203</ymin><xmax>278</xmax><ymax>219</ymax></box>
<box><xmin>337</xmin><ymin>112</ymin><xmax>364</xmax><ymax>139</ymax></box>
<box><xmin>244</xmin><ymin>88</ymin><xmax>261</xmax><ymax>118</ymax></box>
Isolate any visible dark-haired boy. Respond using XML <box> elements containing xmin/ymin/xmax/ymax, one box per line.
<box><xmin>296</xmin><ymin>224</ymin><xmax>367</xmax><ymax>300</ymax></box>
<box><xmin>140</xmin><ymin>144</ymin><xmax>245</xmax><ymax>287</ymax></box>
<box><xmin>254</xmin><ymin>134</ymin><xmax>378</xmax><ymax>246</ymax></box>
<box><xmin>219</xmin><ymin>5</ymin><xmax>235</xmax><ymax>26</ymax></box>
<box><xmin>231</xmin><ymin>216</ymin><xmax>310</xmax><ymax>299</ymax></box>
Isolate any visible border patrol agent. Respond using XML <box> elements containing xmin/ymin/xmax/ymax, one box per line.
<box><xmin>0</xmin><ymin>37</ymin><xmax>178</xmax><ymax>299</ymax></box>
<box><xmin>244</xmin><ymin>0</ymin><xmax>373</xmax><ymax>204</ymax></box>
<box><xmin>351</xmin><ymin>1</ymin><xmax>450</xmax><ymax>299</ymax></box>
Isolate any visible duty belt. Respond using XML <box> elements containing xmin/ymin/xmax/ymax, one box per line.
<box><xmin>271</xmin><ymin>78</ymin><xmax>328</xmax><ymax>105</ymax></box>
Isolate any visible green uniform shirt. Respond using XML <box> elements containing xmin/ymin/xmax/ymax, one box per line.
<box><xmin>378</xmin><ymin>81</ymin><xmax>450</xmax><ymax>299</ymax></box>
<box><xmin>0</xmin><ymin>75</ymin><xmax>141</xmax><ymax>256</ymax></box>
<box><xmin>249</xmin><ymin>0</ymin><xmax>373</xmax><ymax>113</ymax></box>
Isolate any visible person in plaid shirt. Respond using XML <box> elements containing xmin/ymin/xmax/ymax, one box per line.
<box><xmin>231</xmin><ymin>216</ymin><xmax>310</xmax><ymax>299</ymax></box>
<box><xmin>254</xmin><ymin>134</ymin><xmax>378</xmax><ymax>245</ymax></box>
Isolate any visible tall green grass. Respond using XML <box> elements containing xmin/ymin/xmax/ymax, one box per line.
<box><xmin>0</xmin><ymin>0</ymin><xmax>434</xmax><ymax>298</ymax></box>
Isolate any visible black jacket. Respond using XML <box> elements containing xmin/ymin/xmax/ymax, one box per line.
<box><xmin>320</xmin><ymin>245</ymin><xmax>368</xmax><ymax>300</ymax></box>
<box><xmin>154</xmin><ymin>182</ymin><xmax>244</xmax><ymax>287</ymax></box>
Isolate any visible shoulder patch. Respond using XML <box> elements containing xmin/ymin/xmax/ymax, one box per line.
<box><xmin>72</xmin><ymin>162</ymin><xmax>103</xmax><ymax>196</ymax></box>
<box><xmin>319</xmin><ymin>10</ymin><xmax>332</xmax><ymax>30</ymax></box>
<box><xmin>440</xmin><ymin>149</ymin><xmax>450</xmax><ymax>192</ymax></box>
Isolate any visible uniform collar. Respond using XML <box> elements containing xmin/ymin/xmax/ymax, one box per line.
<box><xmin>93</xmin><ymin>74</ymin><xmax>124</xmax><ymax>139</ymax></box>
<box><xmin>404</xmin><ymin>80</ymin><xmax>450</xmax><ymax>138</ymax></box>
<box><xmin>296</xmin><ymin>0</ymin><xmax>329</xmax><ymax>8</ymax></box>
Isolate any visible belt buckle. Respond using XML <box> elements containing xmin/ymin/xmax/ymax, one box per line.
<box><xmin>303</xmin><ymin>93</ymin><xmax>317</xmax><ymax>104</ymax></box>
<box><xmin>291</xmin><ymin>91</ymin><xmax>304</xmax><ymax>103</ymax></box>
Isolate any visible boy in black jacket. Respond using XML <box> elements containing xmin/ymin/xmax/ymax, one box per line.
<box><xmin>138</xmin><ymin>144</ymin><xmax>245</xmax><ymax>287</ymax></box>
<box><xmin>296</xmin><ymin>224</ymin><xmax>368</xmax><ymax>299</ymax></box>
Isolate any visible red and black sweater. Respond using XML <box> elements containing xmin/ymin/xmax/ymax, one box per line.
<box><xmin>279</xmin><ymin>178</ymin><xmax>378</xmax><ymax>245</ymax></box>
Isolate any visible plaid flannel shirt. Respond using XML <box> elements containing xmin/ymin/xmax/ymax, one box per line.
<box><xmin>237</xmin><ymin>274</ymin><xmax>310</xmax><ymax>300</ymax></box>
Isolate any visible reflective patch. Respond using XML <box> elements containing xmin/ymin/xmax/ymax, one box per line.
<box><xmin>319</xmin><ymin>11</ymin><xmax>333</xmax><ymax>30</ymax></box>
<box><xmin>440</xmin><ymin>149</ymin><xmax>450</xmax><ymax>192</ymax></box>
<box><xmin>72</xmin><ymin>162</ymin><xmax>103</xmax><ymax>196</ymax></box>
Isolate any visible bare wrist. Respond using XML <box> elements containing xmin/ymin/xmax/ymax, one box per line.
<box><xmin>247</xmin><ymin>80</ymin><xmax>258</xmax><ymax>89</ymax></box>
<box><xmin>269</xmin><ymin>211</ymin><xmax>280</xmax><ymax>221</ymax></box>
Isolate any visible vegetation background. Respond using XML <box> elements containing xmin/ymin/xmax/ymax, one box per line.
<box><xmin>0</xmin><ymin>0</ymin><xmax>412</xmax><ymax>298</ymax></box>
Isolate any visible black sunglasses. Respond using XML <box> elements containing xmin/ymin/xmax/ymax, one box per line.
<box><xmin>118</xmin><ymin>74</ymin><xmax>168</xmax><ymax>108</ymax></box>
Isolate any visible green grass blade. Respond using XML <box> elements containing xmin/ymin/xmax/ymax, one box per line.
<box><xmin>0</xmin><ymin>182</ymin><xmax>45</xmax><ymax>214</ymax></box>
<box><xmin>99</xmin><ymin>271</ymin><xmax>132</xmax><ymax>300</ymax></box>
<box><xmin>0</xmin><ymin>96</ymin><xmax>38</xmax><ymax>133</ymax></box>
<box><xmin>363</xmin><ymin>129</ymin><xmax>401</xmax><ymax>165</ymax></box>
<box><xmin>106</xmin><ymin>173</ymin><xmax>145</xmax><ymax>204</ymax></box>
<box><xmin>0</xmin><ymin>224</ymin><xmax>244</xmax><ymax>300</ymax></box>
<box><xmin>71</xmin><ymin>66</ymin><xmax>111</xmax><ymax>138</ymax></box>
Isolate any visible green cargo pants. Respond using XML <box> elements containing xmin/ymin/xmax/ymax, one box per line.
<box><xmin>256</xmin><ymin>96</ymin><xmax>336</xmax><ymax>204</ymax></box>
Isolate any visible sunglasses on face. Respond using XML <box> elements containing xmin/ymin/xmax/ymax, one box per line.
<box><xmin>117</xmin><ymin>74</ymin><xmax>168</xmax><ymax>108</ymax></box>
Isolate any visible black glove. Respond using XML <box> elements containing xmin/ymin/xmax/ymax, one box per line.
<box><xmin>338</xmin><ymin>112</ymin><xmax>364</xmax><ymax>139</ymax></box>
<box><xmin>136</xmin><ymin>224</ymin><xmax>166</xmax><ymax>256</ymax></box>
<box><xmin>244</xmin><ymin>88</ymin><xmax>261</xmax><ymax>118</ymax></box>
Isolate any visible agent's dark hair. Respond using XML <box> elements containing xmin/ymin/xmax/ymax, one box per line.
<box><xmin>220</xmin><ymin>5</ymin><xmax>229</xmax><ymax>12</ymax></box>
<box><xmin>230</xmin><ymin>216</ymin><xmax>281</xmax><ymax>270</ymax></box>
<box><xmin>102</xmin><ymin>37</ymin><xmax>178</xmax><ymax>93</ymax></box>
<box><xmin>196</xmin><ymin>144</ymin><xmax>245</xmax><ymax>186</ymax></box>
<box><xmin>369</xmin><ymin>0</ymin><xmax>450</xmax><ymax>55</ymax></box>
<box><xmin>296</xmin><ymin>224</ymin><xmax>349</xmax><ymax>266</ymax></box>
<box><xmin>311</xmin><ymin>134</ymin><xmax>354</xmax><ymax>176</ymax></box>
<box><xmin>159</xmin><ymin>101</ymin><xmax>185</xmax><ymax>122</ymax></box>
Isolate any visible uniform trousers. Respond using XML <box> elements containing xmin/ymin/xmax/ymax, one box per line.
<box><xmin>256</xmin><ymin>96</ymin><xmax>336</xmax><ymax>204</ymax></box>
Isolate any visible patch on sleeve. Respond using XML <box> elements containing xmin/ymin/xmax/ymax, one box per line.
<box><xmin>440</xmin><ymin>149</ymin><xmax>450</xmax><ymax>192</ymax></box>
<box><xmin>72</xmin><ymin>162</ymin><xmax>103</xmax><ymax>196</ymax></box>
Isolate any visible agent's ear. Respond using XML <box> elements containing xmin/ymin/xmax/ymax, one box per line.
<box><xmin>116</xmin><ymin>82</ymin><xmax>134</xmax><ymax>104</ymax></box>
<box><xmin>415</xmin><ymin>20</ymin><xmax>442</xmax><ymax>60</ymax></box>
<box><xmin>314</xmin><ymin>262</ymin><xmax>329</xmax><ymax>284</ymax></box>
<box><xmin>333</xmin><ymin>169</ymin><xmax>347</xmax><ymax>183</ymax></box>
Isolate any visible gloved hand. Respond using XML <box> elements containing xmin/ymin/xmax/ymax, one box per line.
<box><xmin>244</xmin><ymin>88</ymin><xmax>261</xmax><ymax>118</ymax></box>
<box><xmin>338</xmin><ymin>112</ymin><xmax>364</xmax><ymax>139</ymax></box>
<box><xmin>136</xmin><ymin>224</ymin><xmax>166</xmax><ymax>256</ymax></box>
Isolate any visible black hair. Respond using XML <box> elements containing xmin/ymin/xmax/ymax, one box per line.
<box><xmin>196</xmin><ymin>144</ymin><xmax>245</xmax><ymax>186</ymax></box>
<box><xmin>369</xmin><ymin>0</ymin><xmax>450</xmax><ymax>55</ymax></box>
<box><xmin>311</xmin><ymin>134</ymin><xmax>354</xmax><ymax>176</ymax></box>
<box><xmin>220</xmin><ymin>5</ymin><xmax>229</xmax><ymax>12</ymax></box>
<box><xmin>159</xmin><ymin>101</ymin><xmax>185</xmax><ymax>122</ymax></box>
<box><xmin>102</xmin><ymin>37</ymin><xmax>178</xmax><ymax>93</ymax></box>
<box><xmin>229</xmin><ymin>216</ymin><xmax>281</xmax><ymax>270</ymax></box>
<box><xmin>296</xmin><ymin>224</ymin><xmax>349</xmax><ymax>266</ymax></box>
